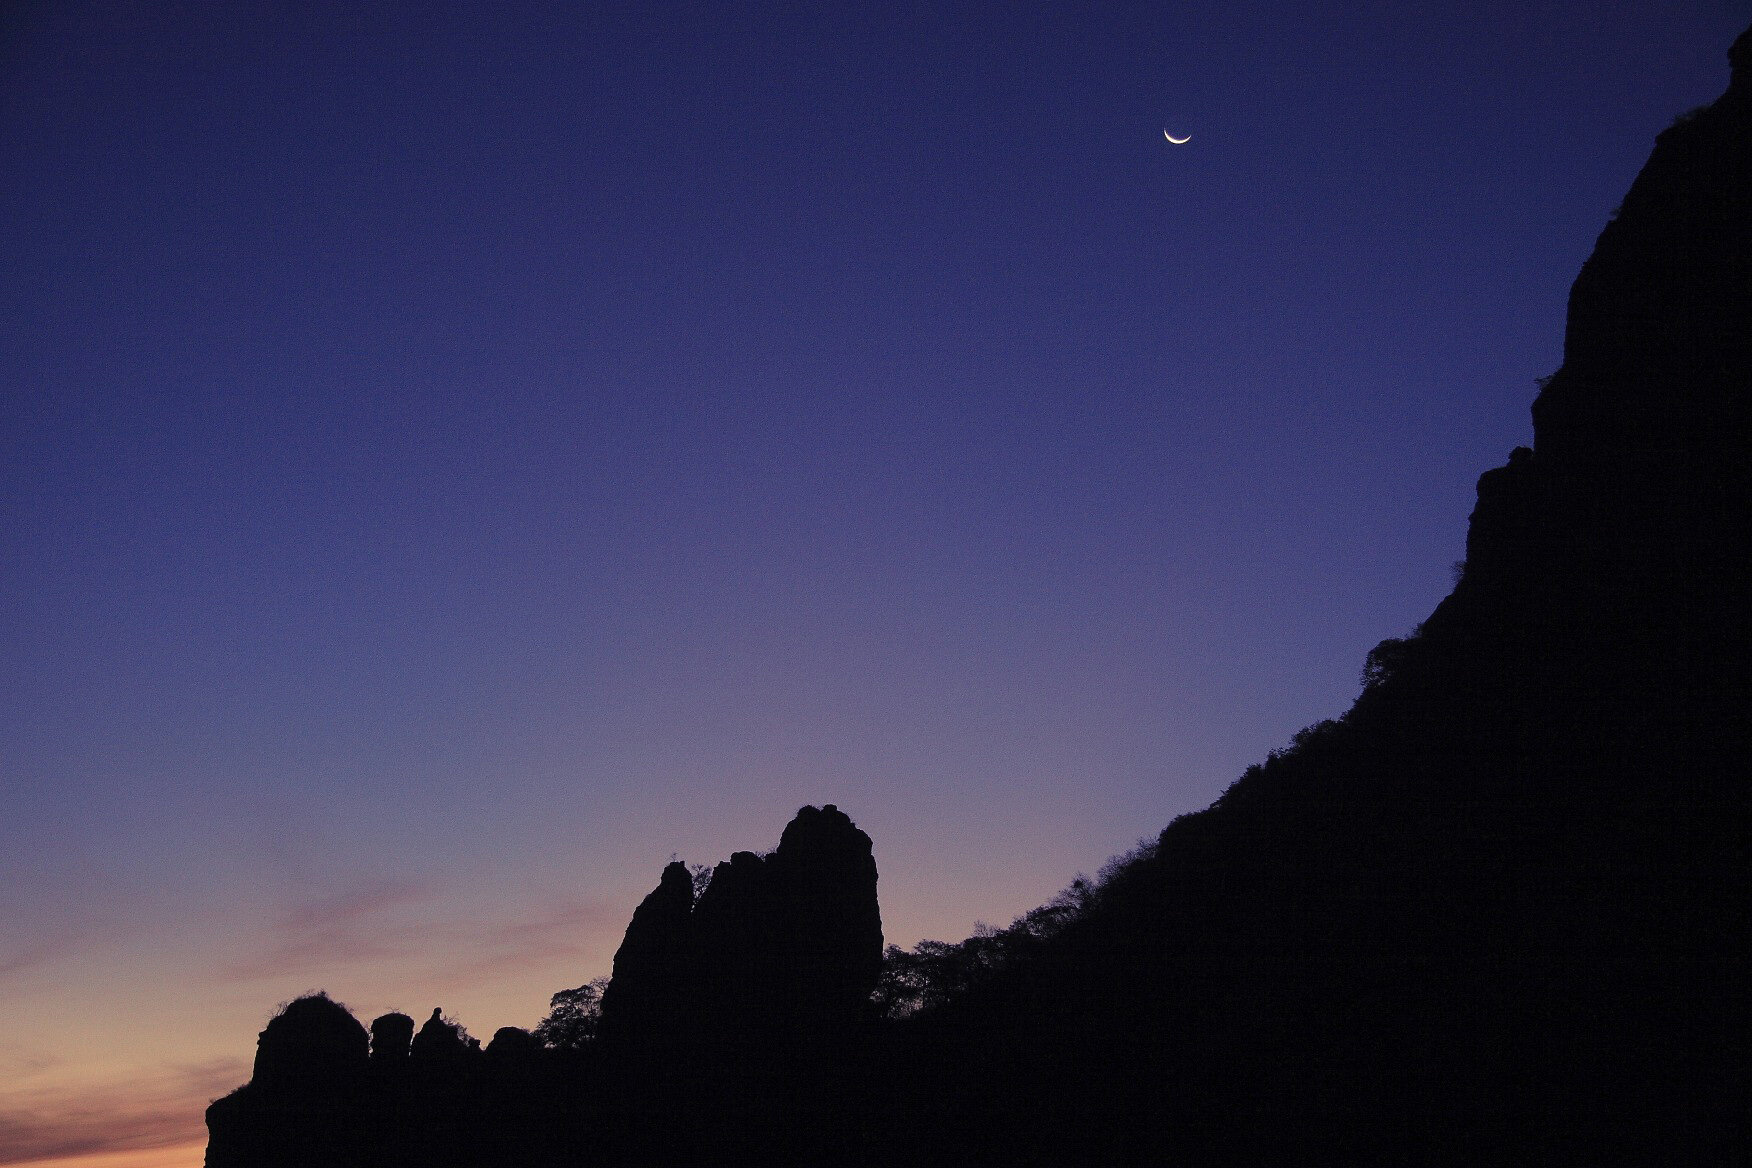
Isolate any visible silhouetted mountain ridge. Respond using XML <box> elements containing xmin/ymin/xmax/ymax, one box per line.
<box><xmin>207</xmin><ymin>25</ymin><xmax>1749</xmax><ymax>1167</ymax></box>
<box><xmin>862</xmin><ymin>27</ymin><xmax>1749</xmax><ymax>1163</ymax></box>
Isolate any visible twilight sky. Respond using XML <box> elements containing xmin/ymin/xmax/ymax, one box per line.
<box><xmin>2</xmin><ymin>3</ymin><xmax>1744</xmax><ymax>1164</ymax></box>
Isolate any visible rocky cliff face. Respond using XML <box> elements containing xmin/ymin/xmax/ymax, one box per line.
<box><xmin>870</xmin><ymin>29</ymin><xmax>1751</xmax><ymax>1165</ymax></box>
<box><xmin>1440</xmin><ymin>25</ymin><xmax>1750</xmax><ymax>668</ymax></box>
<box><xmin>598</xmin><ymin>803</ymin><xmax>883</xmax><ymax>1041</ymax></box>
<box><xmin>1544</xmin><ymin>27</ymin><xmax>1752</xmax><ymax>456</ymax></box>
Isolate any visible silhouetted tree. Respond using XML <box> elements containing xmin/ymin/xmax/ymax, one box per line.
<box><xmin>1361</xmin><ymin>633</ymin><xmax>1417</xmax><ymax>690</ymax></box>
<box><xmin>871</xmin><ymin>869</ymin><xmax>1111</xmax><ymax>1019</ymax></box>
<box><xmin>688</xmin><ymin>862</ymin><xmax>713</xmax><ymax>900</ymax></box>
<box><xmin>533</xmin><ymin>977</ymin><xmax>610</xmax><ymax>1050</ymax></box>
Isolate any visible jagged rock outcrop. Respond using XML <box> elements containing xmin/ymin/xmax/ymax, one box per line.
<box><xmin>596</xmin><ymin>859</ymin><xmax>698</xmax><ymax>1039</ymax></box>
<box><xmin>205</xmin><ymin>807</ymin><xmax>881</xmax><ymax>1166</ymax></box>
<box><xmin>207</xmin><ymin>996</ymin><xmax>517</xmax><ymax>1168</ymax></box>
<box><xmin>598</xmin><ymin>804</ymin><xmax>883</xmax><ymax>1042</ymax></box>
<box><xmin>410</xmin><ymin>1007</ymin><xmax>478</xmax><ymax>1064</ymax></box>
<box><xmin>756</xmin><ymin>803</ymin><xmax>886</xmax><ymax>1026</ymax></box>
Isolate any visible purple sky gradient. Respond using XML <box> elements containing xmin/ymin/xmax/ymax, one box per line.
<box><xmin>2</xmin><ymin>4</ymin><xmax>1745</xmax><ymax>1163</ymax></box>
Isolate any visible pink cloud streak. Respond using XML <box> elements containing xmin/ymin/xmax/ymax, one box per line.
<box><xmin>0</xmin><ymin>1059</ymin><xmax>243</xmax><ymax>1166</ymax></box>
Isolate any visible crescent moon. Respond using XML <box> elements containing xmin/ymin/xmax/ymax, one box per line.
<box><xmin>1164</xmin><ymin>130</ymin><xmax>1191</xmax><ymax>144</ymax></box>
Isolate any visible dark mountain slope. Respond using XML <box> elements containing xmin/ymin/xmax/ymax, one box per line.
<box><xmin>863</xmin><ymin>27</ymin><xmax>1750</xmax><ymax>1168</ymax></box>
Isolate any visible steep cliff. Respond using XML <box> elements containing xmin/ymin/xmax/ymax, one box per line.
<box><xmin>1437</xmin><ymin>23</ymin><xmax>1750</xmax><ymax>668</ymax></box>
<box><xmin>865</xmin><ymin>26</ymin><xmax>1751</xmax><ymax>1167</ymax></box>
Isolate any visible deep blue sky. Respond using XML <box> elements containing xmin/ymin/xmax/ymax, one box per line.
<box><xmin>1</xmin><ymin>4</ymin><xmax>1745</xmax><ymax>1161</ymax></box>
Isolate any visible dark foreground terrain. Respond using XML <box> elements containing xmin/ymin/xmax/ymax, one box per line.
<box><xmin>209</xmin><ymin>25</ymin><xmax>1750</xmax><ymax>1168</ymax></box>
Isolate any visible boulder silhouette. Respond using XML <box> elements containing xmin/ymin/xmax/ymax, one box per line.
<box><xmin>484</xmin><ymin>1025</ymin><xmax>540</xmax><ymax>1062</ymax></box>
<box><xmin>369</xmin><ymin>1011</ymin><xmax>415</xmax><ymax>1066</ymax></box>
<box><xmin>248</xmin><ymin>992</ymin><xmax>369</xmax><ymax>1095</ymax></box>
<box><xmin>205</xmin><ymin>994</ymin><xmax>373</xmax><ymax>1168</ymax></box>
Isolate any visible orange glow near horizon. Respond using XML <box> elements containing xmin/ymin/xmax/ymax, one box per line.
<box><xmin>7</xmin><ymin>1143</ymin><xmax>207</xmax><ymax>1168</ymax></box>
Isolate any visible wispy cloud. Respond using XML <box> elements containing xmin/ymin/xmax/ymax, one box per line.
<box><xmin>215</xmin><ymin>882</ymin><xmax>618</xmax><ymax>988</ymax></box>
<box><xmin>0</xmin><ymin>937</ymin><xmax>83</xmax><ymax>982</ymax></box>
<box><xmin>433</xmin><ymin>899</ymin><xmax>619</xmax><ymax>987</ymax></box>
<box><xmin>0</xmin><ymin>1048</ymin><xmax>59</xmax><ymax>1081</ymax></box>
<box><xmin>478</xmin><ymin>899</ymin><xmax>617</xmax><ymax>952</ymax></box>
<box><xmin>0</xmin><ymin>1059</ymin><xmax>244</xmax><ymax>1165</ymax></box>
<box><xmin>280</xmin><ymin>883</ymin><xmax>427</xmax><ymax>932</ymax></box>
<box><xmin>220</xmin><ymin>882</ymin><xmax>430</xmax><ymax>982</ymax></box>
